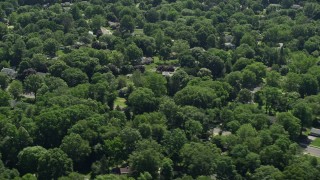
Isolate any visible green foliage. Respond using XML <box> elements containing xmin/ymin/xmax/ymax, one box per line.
<box><xmin>251</xmin><ymin>165</ymin><xmax>283</xmax><ymax>180</ymax></box>
<box><xmin>174</xmin><ymin>86</ymin><xmax>217</xmax><ymax>109</ymax></box>
<box><xmin>125</xmin><ymin>44</ymin><xmax>143</xmax><ymax>65</ymax></box>
<box><xmin>292</xmin><ymin>102</ymin><xmax>312</xmax><ymax>133</ymax></box>
<box><xmin>8</xmin><ymin>80</ymin><xmax>23</xmax><ymax>100</ymax></box>
<box><xmin>43</xmin><ymin>38</ymin><xmax>59</xmax><ymax>56</ymax></box>
<box><xmin>0</xmin><ymin>0</ymin><xmax>320</xmax><ymax>179</ymax></box>
<box><xmin>24</xmin><ymin>74</ymin><xmax>44</xmax><ymax>98</ymax></box>
<box><xmin>37</xmin><ymin>148</ymin><xmax>73</xmax><ymax>180</ymax></box>
<box><xmin>0</xmin><ymin>72</ymin><xmax>9</xmax><ymax>90</ymax></box>
<box><xmin>128</xmin><ymin>88</ymin><xmax>158</xmax><ymax>114</ymax></box>
<box><xmin>61</xmin><ymin>68</ymin><xmax>88</xmax><ymax>87</ymax></box>
<box><xmin>17</xmin><ymin>146</ymin><xmax>47</xmax><ymax>174</ymax></box>
<box><xmin>60</xmin><ymin>133</ymin><xmax>91</xmax><ymax>163</ymax></box>
<box><xmin>145</xmin><ymin>72</ymin><xmax>167</xmax><ymax>97</ymax></box>
<box><xmin>276</xmin><ymin>112</ymin><xmax>301</xmax><ymax>140</ymax></box>
<box><xmin>180</xmin><ymin>142</ymin><xmax>220</xmax><ymax>178</ymax></box>
<box><xmin>129</xmin><ymin>140</ymin><xmax>163</xmax><ymax>178</ymax></box>
<box><xmin>0</xmin><ymin>89</ymin><xmax>10</xmax><ymax>106</ymax></box>
<box><xmin>120</xmin><ymin>15</ymin><xmax>135</xmax><ymax>33</ymax></box>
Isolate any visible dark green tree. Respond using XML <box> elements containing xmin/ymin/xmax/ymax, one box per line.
<box><xmin>43</xmin><ymin>38</ymin><xmax>59</xmax><ymax>56</ymax></box>
<box><xmin>61</xmin><ymin>68</ymin><xmax>88</xmax><ymax>87</ymax></box>
<box><xmin>120</xmin><ymin>15</ymin><xmax>135</xmax><ymax>33</ymax></box>
<box><xmin>17</xmin><ymin>146</ymin><xmax>47</xmax><ymax>175</ymax></box>
<box><xmin>24</xmin><ymin>74</ymin><xmax>44</xmax><ymax>100</ymax></box>
<box><xmin>37</xmin><ymin>148</ymin><xmax>73</xmax><ymax>180</ymax></box>
<box><xmin>292</xmin><ymin>102</ymin><xmax>313</xmax><ymax>135</ymax></box>
<box><xmin>60</xmin><ymin>133</ymin><xmax>91</xmax><ymax>164</ymax></box>
<box><xmin>125</xmin><ymin>44</ymin><xmax>143</xmax><ymax>65</ymax></box>
<box><xmin>0</xmin><ymin>72</ymin><xmax>9</xmax><ymax>90</ymax></box>
<box><xmin>160</xmin><ymin>158</ymin><xmax>173</xmax><ymax>180</ymax></box>
<box><xmin>180</xmin><ymin>142</ymin><xmax>220</xmax><ymax>178</ymax></box>
<box><xmin>128</xmin><ymin>88</ymin><xmax>158</xmax><ymax>114</ymax></box>
<box><xmin>251</xmin><ymin>165</ymin><xmax>283</xmax><ymax>180</ymax></box>
<box><xmin>276</xmin><ymin>112</ymin><xmax>301</xmax><ymax>140</ymax></box>
<box><xmin>8</xmin><ymin>80</ymin><xmax>23</xmax><ymax>100</ymax></box>
<box><xmin>129</xmin><ymin>141</ymin><xmax>163</xmax><ymax>178</ymax></box>
<box><xmin>145</xmin><ymin>73</ymin><xmax>167</xmax><ymax>97</ymax></box>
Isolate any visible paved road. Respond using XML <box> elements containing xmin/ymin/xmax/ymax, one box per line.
<box><xmin>305</xmin><ymin>146</ymin><xmax>320</xmax><ymax>157</ymax></box>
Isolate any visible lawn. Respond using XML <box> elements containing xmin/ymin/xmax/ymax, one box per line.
<box><xmin>134</xmin><ymin>29</ymin><xmax>144</xmax><ymax>35</ymax></box>
<box><xmin>114</xmin><ymin>97</ymin><xmax>127</xmax><ymax>109</ymax></box>
<box><xmin>56</xmin><ymin>50</ymin><xmax>65</xmax><ymax>57</ymax></box>
<box><xmin>311</xmin><ymin>138</ymin><xmax>320</xmax><ymax>148</ymax></box>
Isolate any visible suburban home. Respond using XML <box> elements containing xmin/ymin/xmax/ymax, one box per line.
<box><xmin>108</xmin><ymin>21</ymin><xmax>120</xmax><ymax>30</ymax></box>
<box><xmin>310</xmin><ymin>128</ymin><xmax>320</xmax><ymax>137</ymax></box>
<box><xmin>291</xmin><ymin>4</ymin><xmax>303</xmax><ymax>9</ymax></box>
<box><xmin>1</xmin><ymin>68</ymin><xmax>17</xmax><ymax>78</ymax></box>
<box><xmin>224</xmin><ymin>42</ymin><xmax>235</xmax><ymax>50</ymax></box>
<box><xmin>140</xmin><ymin>57</ymin><xmax>153</xmax><ymax>65</ymax></box>
<box><xmin>119</xmin><ymin>167</ymin><xmax>131</xmax><ymax>175</ymax></box>
<box><xmin>224</xmin><ymin>34</ymin><xmax>234</xmax><ymax>43</ymax></box>
<box><xmin>162</xmin><ymin>71</ymin><xmax>173</xmax><ymax>77</ymax></box>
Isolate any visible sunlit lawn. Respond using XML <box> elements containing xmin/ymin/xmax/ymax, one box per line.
<box><xmin>114</xmin><ymin>97</ymin><xmax>127</xmax><ymax>109</ymax></box>
<box><xmin>134</xmin><ymin>29</ymin><xmax>144</xmax><ymax>35</ymax></box>
<box><xmin>311</xmin><ymin>138</ymin><xmax>320</xmax><ymax>148</ymax></box>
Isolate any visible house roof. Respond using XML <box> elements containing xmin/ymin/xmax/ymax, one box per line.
<box><xmin>100</xmin><ymin>27</ymin><xmax>113</xmax><ymax>35</ymax></box>
<box><xmin>292</xmin><ymin>4</ymin><xmax>302</xmax><ymax>9</ymax></box>
<box><xmin>162</xmin><ymin>71</ymin><xmax>173</xmax><ymax>77</ymax></box>
<box><xmin>269</xmin><ymin>4</ymin><xmax>281</xmax><ymax>7</ymax></box>
<box><xmin>224</xmin><ymin>43</ymin><xmax>235</xmax><ymax>49</ymax></box>
<box><xmin>141</xmin><ymin>57</ymin><xmax>153</xmax><ymax>64</ymax></box>
<box><xmin>311</xmin><ymin>128</ymin><xmax>320</xmax><ymax>135</ymax></box>
<box><xmin>120</xmin><ymin>167</ymin><xmax>131</xmax><ymax>174</ymax></box>
<box><xmin>224</xmin><ymin>35</ymin><xmax>234</xmax><ymax>43</ymax></box>
<box><xmin>1</xmin><ymin>68</ymin><xmax>17</xmax><ymax>78</ymax></box>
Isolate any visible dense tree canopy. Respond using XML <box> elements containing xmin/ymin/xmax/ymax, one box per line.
<box><xmin>0</xmin><ymin>0</ymin><xmax>320</xmax><ymax>179</ymax></box>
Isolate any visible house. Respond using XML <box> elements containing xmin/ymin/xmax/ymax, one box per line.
<box><xmin>61</xmin><ymin>2</ymin><xmax>72</xmax><ymax>7</ymax></box>
<box><xmin>224</xmin><ymin>42</ymin><xmax>235</xmax><ymax>49</ymax></box>
<box><xmin>224</xmin><ymin>34</ymin><xmax>234</xmax><ymax>43</ymax></box>
<box><xmin>162</xmin><ymin>71</ymin><xmax>173</xmax><ymax>77</ymax></box>
<box><xmin>222</xmin><ymin>131</ymin><xmax>232</xmax><ymax>136</ymax></box>
<box><xmin>43</xmin><ymin>3</ymin><xmax>50</xmax><ymax>8</ymax></box>
<box><xmin>310</xmin><ymin>128</ymin><xmax>320</xmax><ymax>137</ymax></box>
<box><xmin>36</xmin><ymin>72</ymin><xmax>48</xmax><ymax>77</ymax></box>
<box><xmin>1</xmin><ymin>68</ymin><xmax>17</xmax><ymax>78</ymax></box>
<box><xmin>208</xmin><ymin>127</ymin><xmax>232</xmax><ymax>138</ymax></box>
<box><xmin>157</xmin><ymin>65</ymin><xmax>175</xmax><ymax>72</ymax></box>
<box><xmin>140</xmin><ymin>57</ymin><xmax>153</xmax><ymax>65</ymax></box>
<box><xmin>119</xmin><ymin>167</ymin><xmax>131</xmax><ymax>175</ymax></box>
<box><xmin>100</xmin><ymin>27</ymin><xmax>113</xmax><ymax>35</ymax></box>
<box><xmin>291</xmin><ymin>4</ymin><xmax>302</xmax><ymax>9</ymax></box>
<box><xmin>72</xmin><ymin>41</ymin><xmax>86</xmax><ymax>49</ymax></box>
<box><xmin>269</xmin><ymin>4</ymin><xmax>281</xmax><ymax>8</ymax></box>
<box><xmin>279</xmin><ymin>43</ymin><xmax>284</xmax><ymax>48</ymax></box>
<box><xmin>108</xmin><ymin>21</ymin><xmax>120</xmax><ymax>30</ymax></box>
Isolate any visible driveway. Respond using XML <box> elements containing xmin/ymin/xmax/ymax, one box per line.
<box><xmin>304</xmin><ymin>146</ymin><xmax>320</xmax><ymax>157</ymax></box>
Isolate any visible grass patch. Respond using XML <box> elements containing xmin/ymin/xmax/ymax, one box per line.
<box><xmin>114</xmin><ymin>97</ymin><xmax>127</xmax><ymax>109</ymax></box>
<box><xmin>311</xmin><ymin>138</ymin><xmax>320</xmax><ymax>148</ymax></box>
<box><xmin>56</xmin><ymin>50</ymin><xmax>65</xmax><ymax>57</ymax></box>
<box><xmin>145</xmin><ymin>56</ymin><xmax>179</xmax><ymax>72</ymax></box>
<box><xmin>134</xmin><ymin>29</ymin><xmax>144</xmax><ymax>35</ymax></box>
<box><xmin>145</xmin><ymin>63</ymin><xmax>157</xmax><ymax>72</ymax></box>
